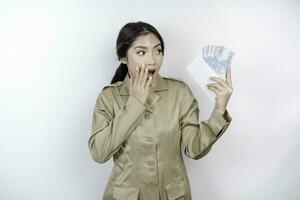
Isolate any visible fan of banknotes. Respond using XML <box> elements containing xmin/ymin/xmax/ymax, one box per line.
<box><xmin>186</xmin><ymin>45</ymin><xmax>235</xmax><ymax>101</ymax></box>
<box><xmin>202</xmin><ymin>45</ymin><xmax>234</xmax><ymax>79</ymax></box>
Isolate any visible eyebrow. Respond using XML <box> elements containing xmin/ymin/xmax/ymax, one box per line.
<box><xmin>134</xmin><ymin>43</ymin><xmax>162</xmax><ymax>49</ymax></box>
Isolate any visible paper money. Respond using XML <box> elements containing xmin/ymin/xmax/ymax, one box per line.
<box><xmin>187</xmin><ymin>45</ymin><xmax>234</xmax><ymax>102</ymax></box>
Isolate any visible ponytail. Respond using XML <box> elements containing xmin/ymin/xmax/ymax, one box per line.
<box><xmin>110</xmin><ymin>63</ymin><xmax>128</xmax><ymax>84</ymax></box>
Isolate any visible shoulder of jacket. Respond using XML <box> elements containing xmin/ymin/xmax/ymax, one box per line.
<box><xmin>102</xmin><ymin>81</ymin><xmax>123</xmax><ymax>91</ymax></box>
<box><xmin>162</xmin><ymin>76</ymin><xmax>185</xmax><ymax>83</ymax></box>
<box><xmin>162</xmin><ymin>76</ymin><xmax>188</xmax><ymax>89</ymax></box>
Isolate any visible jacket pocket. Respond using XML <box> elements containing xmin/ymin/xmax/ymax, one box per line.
<box><xmin>165</xmin><ymin>177</ymin><xmax>187</xmax><ymax>200</ymax></box>
<box><xmin>112</xmin><ymin>185</ymin><xmax>139</xmax><ymax>200</ymax></box>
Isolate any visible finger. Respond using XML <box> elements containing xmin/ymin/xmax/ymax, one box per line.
<box><xmin>207</xmin><ymin>84</ymin><xmax>223</xmax><ymax>93</ymax></box>
<box><xmin>145</xmin><ymin>74</ymin><xmax>152</xmax><ymax>90</ymax></box>
<box><xmin>226</xmin><ymin>66</ymin><xmax>232</xmax><ymax>88</ymax></box>
<box><xmin>207</xmin><ymin>85</ymin><xmax>221</xmax><ymax>96</ymax></box>
<box><xmin>142</xmin><ymin>67</ymin><xmax>148</xmax><ymax>88</ymax></box>
<box><xmin>207</xmin><ymin>83</ymin><xmax>225</xmax><ymax>91</ymax></box>
<box><xmin>135</xmin><ymin>65</ymin><xmax>141</xmax><ymax>86</ymax></box>
<box><xmin>138</xmin><ymin>64</ymin><xmax>145</xmax><ymax>86</ymax></box>
<box><xmin>210</xmin><ymin>77</ymin><xmax>228</xmax><ymax>89</ymax></box>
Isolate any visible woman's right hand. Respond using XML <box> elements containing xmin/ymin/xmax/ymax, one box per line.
<box><xmin>129</xmin><ymin>64</ymin><xmax>153</xmax><ymax>105</ymax></box>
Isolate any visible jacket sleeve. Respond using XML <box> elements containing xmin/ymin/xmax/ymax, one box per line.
<box><xmin>88</xmin><ymin>88</ymin><xmax>147</xmax><ymax>163</ymax></box>
<box><xmin>180</xmin><ymin>84</ymin><xmax>232</xmax><ymax>160</ymax></box>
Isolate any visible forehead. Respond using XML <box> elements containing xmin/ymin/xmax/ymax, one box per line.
<box><xmin>132</xmin><ymin>33</ymin><xmax>161</xmax><ymax>48</ymax></box>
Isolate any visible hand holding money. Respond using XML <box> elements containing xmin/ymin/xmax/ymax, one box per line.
<box><xmin>207</xmin><ymin>66</ymin><xmax>233</xmax><ymax>115</ymax></box>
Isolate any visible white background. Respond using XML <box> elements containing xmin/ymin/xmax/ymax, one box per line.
<box><xmin>1</xmin><ymin>0</ymin><xmax>300</xmax><ymax>199</ymax></box>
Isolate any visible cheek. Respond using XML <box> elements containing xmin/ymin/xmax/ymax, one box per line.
<box><xmin>128</xmin><ymin>57</ymin><xmax>143</xmax><ymax>69</ymax></box>
<box><xmin>130</xmin><ymin>52</ymin><xmax>143</xmax><ymax>62</ymax></box>
<box><xmin>155</xmin><ymin>54</ymin><xmax>163</xmax><ymax>63</ymax></box>
<box><xmin>128</xmin><ymin>67</ymin><xmax>136</xmax><ymax>78</ymax></box>
<box><xmin>128</xmin><ymin>65</ymin><xmax>140</xmax><ymax>80</ymax></box>
<box><xmin>156</xmin><ymin>57</ymin><xmax>163</xmax><ymax>69</ymax></box>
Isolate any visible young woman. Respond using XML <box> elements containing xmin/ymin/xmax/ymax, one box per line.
<box><xmin>88</xmin><ymin>21</ymin><xmax>233</xmax><ymax>200</ymax></box>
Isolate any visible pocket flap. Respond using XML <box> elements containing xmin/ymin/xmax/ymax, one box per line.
<box><xmin>165</xmin><ymin>177</ymin><xmax>187</xmax><ymax>200</ymax></box>
<box><xmin>113</xmin><ymin>185</ymin><xmax>139</xmax><ymax>200</ymax></box>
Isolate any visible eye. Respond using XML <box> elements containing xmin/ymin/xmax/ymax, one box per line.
<box><xmin>137</xmin><ymin>51</ymin><xmax>145</xmax><ymax>56</ymax></box>
<box><xmin>156</xmin><ymin>49</ymin><xmax>162</xmax><ymax>54</ymax></box>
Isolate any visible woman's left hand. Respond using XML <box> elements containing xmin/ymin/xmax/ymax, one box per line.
<box><xmin>207</xmin><ymin>66</ymin><xmax>233</xmax><ymax>114</ymax></box>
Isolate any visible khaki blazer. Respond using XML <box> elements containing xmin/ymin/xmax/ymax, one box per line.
<box><xmin>88</xmin><ymin>73</ymin><xmax>232</xmax><ymax>200</ymax></box>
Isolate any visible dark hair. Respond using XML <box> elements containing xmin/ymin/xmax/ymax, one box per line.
<box><xmin>110</xmin><ymin>21</ymin><xmax>165</xmax><ymax>84</ymax></box>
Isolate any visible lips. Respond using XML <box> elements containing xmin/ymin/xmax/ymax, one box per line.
<box><xmin>147</xmin><ymin>69</ymin><xmax>156</xmax><ymax>76</ymax></box>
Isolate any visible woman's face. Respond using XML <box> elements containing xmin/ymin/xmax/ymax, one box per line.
<box><xmin>120</xmin><ymin>33</ymin><xmax>163</xmax><ymax>86</ymax></box>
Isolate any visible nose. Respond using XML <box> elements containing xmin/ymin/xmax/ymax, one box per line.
<box><xmin>147</xmin><ymin>54</ymin><xmax>155</xmax><ymax>66</ymax></box>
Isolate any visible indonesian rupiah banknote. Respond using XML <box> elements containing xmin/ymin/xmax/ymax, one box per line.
<box><xmin>187</xmin><ymin>45</ymin><xmax>235</xmax><ymax>102</ymax></box>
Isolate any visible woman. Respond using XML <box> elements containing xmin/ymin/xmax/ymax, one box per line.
<box><xmin>88</xmin><ymin>21</ymin><xmax>233</xmax><ymax>200</ymax></box>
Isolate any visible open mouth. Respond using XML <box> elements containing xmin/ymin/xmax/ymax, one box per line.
<box><xmin>147</xmin><ymin>69</ymin><xmax>156</xmax><ymax>76</ymax></box>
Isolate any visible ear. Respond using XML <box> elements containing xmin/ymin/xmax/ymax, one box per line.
<box><xmin>120</xmin><ymin>57</ymin><xmax>127</xmax><ymax>64</ymax></box>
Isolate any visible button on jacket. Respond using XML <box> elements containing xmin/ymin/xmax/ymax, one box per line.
<box><xmin>88</xmin><ymin>73</ymin><xmax>232</xmax><ymax>200</ymax></box>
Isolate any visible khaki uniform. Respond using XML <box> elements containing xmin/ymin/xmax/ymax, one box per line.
<box><xmin>88</xmin><ymin>73</ymin><xmax>232</xmax><ymax>200</ymax></box>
